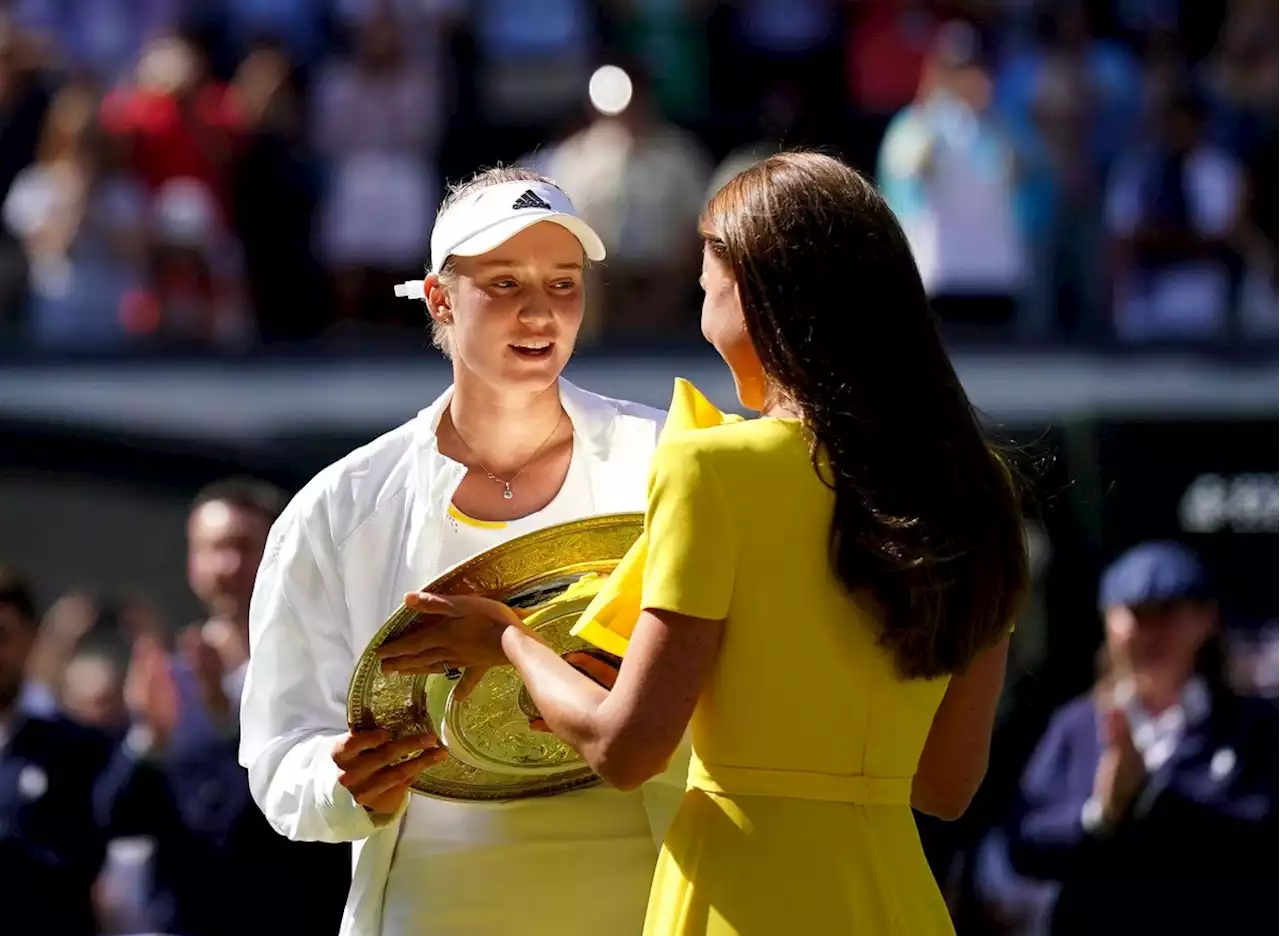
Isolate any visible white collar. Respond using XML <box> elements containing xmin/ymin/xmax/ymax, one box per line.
<box><xmin>1113</xmin><ymin>675</ymin><xmax>1210</xmax><ymax>725</ymax></box>
<box><xmin>1113</xmin><ymin>676</ymin><xmax>1210</xmax><ymax>772</ymax></box>
<box><xmin>400</xmin><ymin>377</ymin><xmax>656</xmax><ymax>591</ymax></box>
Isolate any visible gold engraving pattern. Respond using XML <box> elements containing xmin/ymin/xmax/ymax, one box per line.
<box><xmin>347</xmin><ymin>513</ymin><xmax>643</xmax><ymax>801</ymax></box>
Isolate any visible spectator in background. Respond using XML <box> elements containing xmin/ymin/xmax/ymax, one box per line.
<box><xmin>844</xmin><ymin>0</ymin><xmax>938</xmax><ymax>173</ymax></box>
<box><xmin>1201</xmin><ymin>0</ymin><xmax>1276</xmax><ymax>159</ymax></box>
<box><xmin>538</xmin><ymin>63</ymin><xmax>710</xmax><ymax>342</ymax></box>
<box><xmin>471</xmin><ymin>0</ymin><xmax>593</xmax><ymax>143</ymax></box>
<box><xmin>146</xmin><ymin>175</ymin><xmax>251</xmax><ymax>347</ymax></box>
<box><xmin>180</xmin><ymin>478</ymin><xmax>282</xmax><ymax>714</ymax></box>
<box><xmin>62</xmin><ymin>646</ymin><xmax>128</xmax><ymax>730</ymax></box>
<box><xmin>217</xmin><ymin>0</ymin><xmax>327</xmax><ymax>73</ymax></box>
<box><xmin>99</xmin><ymin>32</ymin><xmax>243</xmax><ymax>224</ymax></box>
<box><xmin>119</xmin><ymin>477</ymin><xmax>350</xmax><ymax>936</ymax></box>
<box><xmin>605</xmin><ymin>0</ymin><xmax>710</xmax><ymax>127</ymax></box>
<box><xmin>6</xmin><ymin>586</ymin><xmax>203</xmax><ymax>936</ymax></box>
<box><xmin>2</xmin><ymin>79</ymin><xmax>149</xmax><ymax>350</ymax></box>
<box><xmin>878</xmin><ymin>21</ymin><xmax>1027</xmax><ymax>336</ymax></box>
<box><xmin>995</xmin><ymin>2</ymin><xmax>1142</xmax><ymax>183</ymax></box>
<box><xmin>19</xmin><ymin>590</ymin><xmax>96</xmax><ymax>715</ymax></box>
<box><xmin>59</xmin><ymin>643</ymin><xmax>156</xmax><ymax>936</ymax></box>
<box><xmin>0</xmin><ymin>18</ymin><xmax>54</xmax><ymax>331</ymax></box>
<box><xmin>1015</xmin><ymin>40</ymin><xmax>1103</xmax><ymax>343</ymax></box>
<box><xmin>4</xmin><ymin>0</ymin><xmax>178</xmax><ymax>89</ymax></box>
<box><xmin>0</xmin><ymin>562</ymin><xmax>130</xmax><ymax>936</ymax></box>
<box><xmin>1005</xmin><ymin>540</ymin><xmax>1278</xmax><ymax>935</ymax></box>
<box><xmin>311</xmin><ymin>2</ymin><xmax>441</xmax><ymax>331</ymax></box>
<box><xmin>969</xmin><ymin>644</ymin><xmax>1120</xmax><ymax>936</ymax></box>
<box><xmin>22</xmin><ymin>589</ymin><xmax>160</xmax><ymax>718</ymax></box>
<box><xmin>1233</xmin><ymin>18</ymin><xmax>1280</xmax><ymax>338</ymax></box>
<box><xmin>994</xmin><ymin>1</ymin><xmax>1143</xmax><ymax>343</ymax></box>
<box><xmin>229</xmin><ymin>37</ymin><xmax>326</xmax><ymax>344</ymax></box>
<box><xmin>47</xmin><ymin>593</ymin><xmax>158</xmax><ymax>733</ymax></box>
<box><xmin>1105</xmin><ymin>85</ymin><xmax>1244</xmax><ymax>345</ymax></box>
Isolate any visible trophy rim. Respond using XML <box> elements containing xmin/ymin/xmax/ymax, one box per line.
<box><xmin>346</xmin><ymin>512</ymin><xmax>643</xmax><ymax>802</ymax></box>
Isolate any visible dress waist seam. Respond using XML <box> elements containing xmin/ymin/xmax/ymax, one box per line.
<box><xmin>687</xmin><ymin>761</ymin><xmax>913</xmax><ymax>805</ymax></box>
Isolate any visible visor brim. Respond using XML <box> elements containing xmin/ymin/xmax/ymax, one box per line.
<box><xmin>447</xmin><ymin>213</ymin><xmax>607</xmax><ymax>265</ymax></box>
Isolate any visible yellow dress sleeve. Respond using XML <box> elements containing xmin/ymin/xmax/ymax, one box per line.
<box><xmin>640</xmin><ymin>435</ymin><xmax>737</xmax><ymax>621</ymax></box>
<box><xmin>571</xmin><ymin>378</ymin><xmax>741</xmax><ymax>655</ymax></box>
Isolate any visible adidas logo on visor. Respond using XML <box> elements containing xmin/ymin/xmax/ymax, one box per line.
<box><xmin>512</xmin><ymin>189</ymin><xmax>553</xmax><ymax>211</ymax></box>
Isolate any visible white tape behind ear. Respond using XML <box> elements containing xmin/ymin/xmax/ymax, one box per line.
<box><xmin>394</xmin><ymin>280</ymin><xmax>426</xmax><ymax>300</ymax></box>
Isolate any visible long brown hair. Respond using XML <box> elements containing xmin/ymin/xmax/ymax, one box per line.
<box><xmin>701</xmin><ymin>152</ymin><xmax>1027</xmax><ymax>679</ymax></box>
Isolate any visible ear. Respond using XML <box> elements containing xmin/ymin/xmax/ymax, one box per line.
<box><xmin>424</xmin><ymin>273</ymin><xmax>453</xmax><ymax>325</ymax></box>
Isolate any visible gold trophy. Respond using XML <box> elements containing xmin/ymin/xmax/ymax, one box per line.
<box><xmin>347</xmin><ymin>513</ymin><xmax>643</xmax><ymax>801</ymax></box>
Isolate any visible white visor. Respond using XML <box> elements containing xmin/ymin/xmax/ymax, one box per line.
<box><xmin>429</xmin><ymin>179</ymin><xmax>605</xmax><ymax>274</ymax></box>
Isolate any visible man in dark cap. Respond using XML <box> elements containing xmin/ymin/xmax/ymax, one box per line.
<box><xmin>1004</xmin><ymin>540</ymin><xmax>1277</xmax><ymax>935</ymax></box>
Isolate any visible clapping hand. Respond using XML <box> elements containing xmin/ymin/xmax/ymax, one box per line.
<box><xmin>123</xmin><ymin>634</ymin><xmax>180</xmax><ymax>751</ymax></box>
<box><xmin>1094</xmin><ymin>706</ymin><xmax>1147</xmax><ymax>826</ymax></box>
<box><xmin>177</xmin><ymin>626</ymin><xmax>232</xmax><ymax>725</ymax></box>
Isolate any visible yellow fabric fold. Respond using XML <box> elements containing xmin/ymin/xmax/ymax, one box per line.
<box><xmin>571</xmin><ymin>378</ymin><xmax>742</xmax><ymax>657</ymax></box>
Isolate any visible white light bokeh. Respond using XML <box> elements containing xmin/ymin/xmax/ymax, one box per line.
<box><xmin>589</xmin><ymin>65</ymin><xmax>633</xmax><ymax>117</ymax></box>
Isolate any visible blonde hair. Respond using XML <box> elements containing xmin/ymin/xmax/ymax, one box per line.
<box><xmin>428</xmin><ymin>165</ymin><xmax>559</xmax><ymax>359</ymax></box>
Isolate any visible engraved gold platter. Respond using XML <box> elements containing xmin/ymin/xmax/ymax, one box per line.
<box><xmin>346</xmin><ymin>513</ymin><xmax>643</xmax><ymax>801</ymax></box>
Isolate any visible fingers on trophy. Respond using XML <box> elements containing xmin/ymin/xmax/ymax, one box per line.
<box><xmin>333</xmin><ymin>729</ymin><xmax>447</xmax><ymax>813</ymax></box>
<box><xmin>346</xmin><ymin>514</ymin><xmax>643</xmax><ymax>802</ymax></box>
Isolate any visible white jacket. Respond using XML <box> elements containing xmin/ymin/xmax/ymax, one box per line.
<box><xmin>239</xmin><ymin>379</ymin><xmax>666</xmax><ymax>936</ymax></box>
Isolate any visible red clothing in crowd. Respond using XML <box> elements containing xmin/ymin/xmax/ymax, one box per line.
<box><xmin>99</xmin><ymin>83</ymin><xmax>243</xmax><ymax>219</ymax></box>
<box><xmin>846</xmin><ymin>0</ymin><xmax>937</xmax><ymax>114</ymax></box>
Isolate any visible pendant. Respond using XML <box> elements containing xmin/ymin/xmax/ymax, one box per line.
<box><xmin>503</xmin><ymin>485</ymin><xmax>514</xmax><ymax>500</ymax></box>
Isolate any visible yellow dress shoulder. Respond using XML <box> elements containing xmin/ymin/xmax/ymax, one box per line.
<box><xmin>573</xmin><ymin>378</ymin><xmax>742</xmax><ymax>654</ymax></box>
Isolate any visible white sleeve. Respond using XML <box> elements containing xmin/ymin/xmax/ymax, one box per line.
<box><xmin>238</xmin><ymin>498</ymin><xmax>398</xmax><ymax>842</ymax></box>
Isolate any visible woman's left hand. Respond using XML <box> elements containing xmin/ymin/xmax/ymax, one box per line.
<box><xmin>377</xmin><ymin>593</ymin><xmax>529</xmax><ymax>696</ymax></box>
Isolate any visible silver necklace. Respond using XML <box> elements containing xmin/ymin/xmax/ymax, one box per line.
<box><xmin>452</xmin><ymin>411</ymin><xmax>565</xmax><ymax>500</ymax></box>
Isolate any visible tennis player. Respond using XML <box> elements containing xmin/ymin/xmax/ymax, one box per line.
<box><xmin>239</xmin><ymin>167</ymin><xmax>668</xmax><ymax>936</ymax></box>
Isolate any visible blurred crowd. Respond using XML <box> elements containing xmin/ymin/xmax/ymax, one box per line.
<box><xmin>2</xmin><ymin>479</ymin><xmax>351</xmax><ymax>936</ymax></box>
<box><xmin>0</xmin><ymin>0</ymin><xmax>1275</xmax><ymax>354</ymax></box>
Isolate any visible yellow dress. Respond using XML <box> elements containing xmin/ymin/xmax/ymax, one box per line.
<box><xmin>576</xmin><ymin>380</ymin><xmax>955</xmax><ymax>936</ymax></box>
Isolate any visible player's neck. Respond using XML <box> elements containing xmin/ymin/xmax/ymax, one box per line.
<box><xmin>445</xmin><ymin>377</ymin><xmax>564</xmax><ymax>473</ymax></box>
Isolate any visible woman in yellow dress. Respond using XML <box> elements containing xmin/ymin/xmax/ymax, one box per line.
<box><xmin>408</xmin><ymin>152</ymin><xmax>1028</xmax><ymax>934</ymax></box>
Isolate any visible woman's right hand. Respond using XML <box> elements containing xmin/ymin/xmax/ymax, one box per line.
<box><xmin>332</xmin><ymin>729</ymin><xmax>446</xmax><ymax>815</ymax></box>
